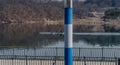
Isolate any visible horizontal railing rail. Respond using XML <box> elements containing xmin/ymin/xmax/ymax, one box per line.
<box><xmin>0</xmin><ymin>47</ymin><xmax>120</xmax><ymax>58</ymax></box>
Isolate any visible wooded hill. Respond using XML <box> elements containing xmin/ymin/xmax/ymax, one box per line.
<box><xmin>0</xmin><ymin>0</ymin><xmax>120</xmax><ymax>45</ymax></box>
<box><xmin>1</xmin><ymin>0</ymin><xmax>120</xmax><ymax>22</ymax></box>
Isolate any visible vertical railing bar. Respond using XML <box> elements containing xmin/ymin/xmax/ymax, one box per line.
<box><xmin>34</xmin><ymin>47</ymin><xmax>36</xmax><ymax>59</ymax></box>
<box><xmin>102</xmin><ymin>48</ymin><xmax>104</xmax><ymax>58</ymax></box>
<box><xmin>79</xmin><ymin>48</ymin><xmax>80</xmax><ymax>60</ymax></box>
<box><xmin>90</xmin><ymin>49</ymin><xmax>92</xmax><ymax>57</ymax></box>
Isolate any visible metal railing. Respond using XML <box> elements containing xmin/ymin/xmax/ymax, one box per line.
<box><xmin>0</xmin><ymin>47</ymin><xmax>120</xmax><ymax>57</ymax></box>
<box><xmin>0</xmin><ymin>55</ymin><xmax>118</xmax><ymax>65</ymax></box>
<box><xmin>0</xmin><ymin>47</ymin><xmax>119</xmax><ymax>65</ymax></box>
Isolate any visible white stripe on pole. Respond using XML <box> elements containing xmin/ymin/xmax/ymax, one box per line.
<box><xmin>65</xmin><ymin>24</ymin><xmax>73</xmax><ymax>48</ymax></box>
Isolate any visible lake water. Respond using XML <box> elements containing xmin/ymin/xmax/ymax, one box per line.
<box><xmin>0</xmin><ymin>34</ymin><xmax>120</xmax><ymax>57</ymax></box>
<box><xmin>45</xmin><ymin>40</ymin><xmax>120</xmax><ymax>48</ymax></box>
<box><xmin>38</xmin><ymin>34</ymin><xmax>120</xmax><ymax>48</ymax></box>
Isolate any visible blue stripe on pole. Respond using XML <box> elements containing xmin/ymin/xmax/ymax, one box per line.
<box><xmin>65</xmin><ymin>48</ymin><xmax>72</xmax><ymax>65</ymax></box>
<box><xmin>65</xmin><ymin>8</ymin><xmax>72</xmax><ymax>24</ymax></box>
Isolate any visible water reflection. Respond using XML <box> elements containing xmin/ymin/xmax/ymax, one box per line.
<box><xmin>1</xmin><ymin>35</ymin><xmax>120</xmax><ymax>48</ymax></box>
<box><xmin>32</xmin><ymin>35</ymin><xmax>120</xmax><ymax>48</ymax></box>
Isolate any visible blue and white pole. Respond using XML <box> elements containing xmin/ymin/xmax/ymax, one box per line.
<box><xmin>64</xmin><ymin>0</ymin><xmax>73</xmax><ymax>65</ymax></box>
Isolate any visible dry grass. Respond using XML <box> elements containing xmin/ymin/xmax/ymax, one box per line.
<box><xmin>44</xmin><ymin>17</ymin><xmax>120</xmax><ymax>26</ymax></box>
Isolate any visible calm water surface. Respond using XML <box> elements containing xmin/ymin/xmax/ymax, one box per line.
<box><xmin>39</xmin><ymin>35</ymin><xmax>120</xmax><ymax>48</ymax></box>
<box><xmin>0</xmin><ymin>35</ymin><xmax>120</xmax><ymax>57</ymax></box>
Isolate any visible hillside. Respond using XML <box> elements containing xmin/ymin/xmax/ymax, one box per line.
<box><xmin>0</xmin><ymin>0</ymin><xmax>65</xmax><ymax>23</ymax></box>
<box><xmin>1</xmin><ymin>0</ymin><xmax>120</xmax><ymax>45</ymax></box>
<box><xmin>1</xmin><ymin>0</ymin><xmax>120</xmax><ymax>23</ymax></box>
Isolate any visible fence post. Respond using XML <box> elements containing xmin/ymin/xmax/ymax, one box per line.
<box><xmin>53</xmin><ymin>62</ymin><xmax>56</xmax><ymax>65</ymax></box>
<box><xmin>26</xmin><ymin>55</ymin><xmax>28</xmax><ymax>65</ymax></box>
<box><xmin>53</xmin><ymin>56</ymin><xmax>56</xmax><ymax>65</ymax></box>
<box><xmin>55</xmin><ymin>47</ymin><xmax>57</xmax><ymax>65</ymax></box>
<box><xmin>84</xmin><ymin>57</ymin><xmax>86</xmax><ymax>65</ymax></box>
<box><xmin>115</xmin><ymin>57</ymin><xmax>117</xmax><ymax>65</ymax></box>
<box><xmin>118</xmin><ymin>58</ymin><xmax>120</xmax><ymax>65</ymax></box>
<box><xmin>12</xmin><ymin>55</ymin><xmax>14</xmax><ymax>65</ymax></box>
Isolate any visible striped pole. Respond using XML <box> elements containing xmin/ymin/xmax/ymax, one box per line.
<box><xmin>64</xmin><ymin>0</ymin><xmax>73</xmax><ymax>65</ymax></box>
